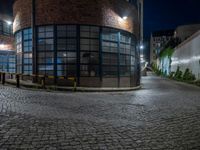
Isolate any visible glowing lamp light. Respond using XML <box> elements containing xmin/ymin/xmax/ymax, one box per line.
<box><xmin>140</xmin><ymin>45</ymin><xmax>144</xmax><ymax>50</ymax></box>
<box><xmin>6</xmin><ymin>21</ymin><xmax>12</xmax><ymax>25</ymax></box>
<box><xmin>0</xmin><ymin>44</ymin><xmax>5</xmax><ymax>49</ymax></box>
<box><xmin>122</xmin><ymin>16</ymin><xmax>128</xmax><ymax>20</ymax></box>
<box><xmin>0</xmin><ymin>44</ymin><xmax>10</xmax><ymax>50</ymax></box>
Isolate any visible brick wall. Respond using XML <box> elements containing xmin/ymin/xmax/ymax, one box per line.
<box><xmin>13</xmin><ymin>0</ymin><xmax>139</xmax><ymax>37</ymax></box>
<box><xmin>13</xmin><ymin>0</ymin><xmax>32</xmax><ymax>33</ymax></box>
<box><xmin>0</xmin><ymin>35</ymin><xmax>14</xmax><ymax>50</ymax></box>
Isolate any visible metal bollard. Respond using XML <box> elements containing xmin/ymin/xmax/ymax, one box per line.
<box><xmin>41</xmin><ymin>76</ymin><xmax>46</xmax><ymax>89</ymax></box>
<box><xmin>2</xmin><ymin>73</ymin><xmax>5</xmax><ymax>85</ymax></box>
<box><xmin>73</xmin><ymin>78</ymin><xmax>77</xmax><ymax>92</ymax></box>
<box><xmin>16</xmin><ymin>74</ymin><xmax>20</xmax><ymax>88</ymax></box>
<box><xmin>68</xmin><ymin>77</ymin><xmax>77</xmax><ymax>92</ymax></box>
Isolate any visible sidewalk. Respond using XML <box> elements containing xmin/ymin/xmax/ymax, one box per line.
<box><xmin>5</xmin><ymin>79</ymin><xmax>141</xmax><ymax>92</ymax></box>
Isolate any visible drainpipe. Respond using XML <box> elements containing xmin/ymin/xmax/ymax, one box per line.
<box><xmin>32</xmin><ymin>0</ymin><xmax>37</xmax><ymax>82</ymax></box>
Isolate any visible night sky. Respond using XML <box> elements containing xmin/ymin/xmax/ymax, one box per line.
<box><xmin>144</xmin><ymin>0</ymin><xmax>200</xmax><ymax>38</ymax></box>
<box><xmin>0</xmin><ymin>0</ymin><xmax>13</xmax><ymax>15</ymax></box>
<box><xmin>1</xmin><ymin>0</ymin><xmax>200</xmax><ymax>38</ymax></box>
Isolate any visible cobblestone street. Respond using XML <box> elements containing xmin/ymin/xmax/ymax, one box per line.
<box><xmin>0</xmin><ymin>75</ymin><xmax>200</xmax><ymax>149</ymax></box>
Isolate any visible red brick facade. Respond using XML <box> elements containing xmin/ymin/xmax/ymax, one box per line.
<box><xmin>0</xmin><ymin>14</ymin><xmax>14</xmax><ymax>50</ymax></box>
<box><xmin>13</xmin><ymin>0</ymin><xmax>140</xmax><ymax>36</ymax></box>
<box><xmin>13</xmin><ymin>0</ymin><xmax>141</xmax><ymax>88</ymax></box>
<box><xmin>0</xmin><ymin>35</ymin><xmax>14</xmax><ymax>50</ymax></box>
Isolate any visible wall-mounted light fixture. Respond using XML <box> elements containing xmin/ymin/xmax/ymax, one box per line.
<box><xmin>6</xmin><ymin>21</ymin><xmax>12</xmax><ymax>25</ymax></box>
<box><xmin>0</xmin><ymin>44</ymin><xmax>11</xmax><ymax>50</ymax></box>
<box><xmin>122</xmin><ymin>16</ymin><xmax>128</xmax><ymax>20</ymax></box>
<box><xmin>0</xmin><ymin>44</ymin><xmax>5</xmax><ymax>50</ymax></box>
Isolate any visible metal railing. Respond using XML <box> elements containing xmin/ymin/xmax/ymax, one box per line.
<box><xmin>0</xmin><ymin>72</ymin><xmax>77</xmax><ymax>91</ymax></box>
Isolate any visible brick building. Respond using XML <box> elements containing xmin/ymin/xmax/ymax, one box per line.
<box><xmin>13</xmin><ymin>0</ymin><xmax>143</xmax><ymax>88</ymax></box>
<box><xmin>0</xmin><ymin>14</ymin><xmax>15</xmax><ymax>73</ymax></box>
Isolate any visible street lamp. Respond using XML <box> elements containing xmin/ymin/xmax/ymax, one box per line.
<box><xmin>140</xmin><ymin>45</ymin><xmax>144</xmax><ymax>50</ymax></box>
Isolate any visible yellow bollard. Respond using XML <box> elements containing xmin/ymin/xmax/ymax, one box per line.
<box><xmin>68</xmin><ymin>77</ymin><xmax>77</xmax><ymax>92</ymax></box>
<box><xmin>73</xmin><ymin>78</ymin><xmax>77</xmax><ymax>92</ymax></box>
<box><xmin>41</xmin><ymin>76</ymin><xmax>45</xmax><ymax>89</ymax></box>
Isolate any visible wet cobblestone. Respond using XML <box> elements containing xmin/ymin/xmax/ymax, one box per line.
<box><xmin>0</xmin><ymin>75</ymin><xmax>200</xmax><ymax>149</ymax></box>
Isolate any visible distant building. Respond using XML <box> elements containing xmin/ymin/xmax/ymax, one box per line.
<box><xmin>154</xmin><ymin>24</ymin><xmax>200</xmax><ymax>75</ymax></box>
<box><xmin>0</xmin><ymin>14</ymin><xmax>15</xmax><ymax>73</ymax></box>
<box><xmin>150</xmin><ymin>29</ymin><xmax>174</xmax><ymax>65</ymax></box>
<box><xmin>140</xmin><ymin>39</ymin><xmax>150</xmax><ymax>68</ymax></box>
<box><xmin>171</xmin><ymin>30</ymin><xmax>200</xmax><ymax>80</ymax></box>
<box><xmin>151</xmin><ymin>24</ymin><xmax>200</xmax><ymax>76</ymax></box>
<box><xmin>174</xmin><ymin>24</ymin><xmax>200</xmax><ymax>42</ymax></box>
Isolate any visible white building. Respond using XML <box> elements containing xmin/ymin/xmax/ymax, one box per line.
<box><xmin>150</xmin><ymin>30</ymin><xmax>174</xmax><ymax>65</ymax></box>
<box><xmin>174</xmin><ymin>24</ymin><xmax>200</xmax><ymax>42</ymax></box>
<box><xmin>171</xmin><ymin>31</ymin><xmax>200</xmax><ymax>80</ymax></box>
<box><xmin>158</xmin><ymin>55</ymin><xmax>171</xmax><ymax>76</ymax></box>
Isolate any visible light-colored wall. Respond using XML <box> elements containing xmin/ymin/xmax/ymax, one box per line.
<box><xmin>171</xmin><ymin>31</ymin><xmax>200</xmax><ymax>79</ymax></box>
<box><xmin>158</xmin><ymin>56</ymin><xmax>171</xmax><ymax>75</ymax></box>
<box><xmin>175</xmin><ymin>24</ymin><xmax>200</xmax><ymax>42</ymax></box>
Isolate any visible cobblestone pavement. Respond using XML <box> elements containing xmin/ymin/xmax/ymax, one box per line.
<box><xmin>0</xmin><ymin>75</ymin><xmax>200</xmax><ymax>150</ymax></box>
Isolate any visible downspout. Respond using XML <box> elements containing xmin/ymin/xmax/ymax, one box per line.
<box><xmin>32</xmin><ymin>0</ymin><xmax>37</xmax><ymax>82</ymax></box>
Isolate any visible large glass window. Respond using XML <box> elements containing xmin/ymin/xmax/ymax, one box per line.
<box><xmin>16</xmin><ymin>31</ymin><xmax>22</xmax><ymax>73</ymax></box>
<box><xmin>57</xmin><ymin>52</ymin><xmax>76</xmax><ymax>77</ymax></box>
<box><xmin>80</xmin><ymin>26</ymin><xmax>99</xmax><ymax>38</ymax></box>
<box><xmin>57</xmin><ymin>39</ymin><xmax>77</xmax><ymax>51</ymax></box>
<box><xmin>3</xmin><ymin>22</ymin><xmax>12</xmax><ymax>36</ymax></box>
<box><xmin>16</xmin><ymin>32</ymin><xmax>22</xmax><ymax>53</ymax></box>
<box><xmin>15</xmin><ymin>25</ymin><xmax>137</xmax><ymax>87</ymax></box>
<box><xmin>102</xmin><ymin>28</ymin><xmax>118</xmax><ymax>77</ymax></box>
<box><xmin>0</xmin><ymin>51</ymin><xmax>15</xmax><ymax>73</ymax></box>
<box><xmin>8</xmin><ymin>53</ymin><xmax>16</xmax><ymax>73</ymax></box>
<box><xmin>37</xmin><ymin>26</ymin><xmax>54</xmax><ymax>75</ymax></box>
<box><xmin>0</xmin><ymin>20</ymin><xmax>12</xmax><ymax>36</ymax></box>
<box><xmin>23</xmin><ymin>28</ymin><xmax>32</xmax><ymax>74</ymax></box>
<box><xmin>57</xmin><ymin>25</ymin><xmax>77</xmax><ymax>77</ymax></box>
<box><xmin>0</xmin><ymin>52</ymin><xmax>8</xmax><ymax>72</ymax></box>
<box><xmin>130</xmin><ymin>37</ymin><xmax>136</xmax><ymax>75</ymax></box>
<box><xmin>80</xmin><ymin>26</ymin><xmax>100</xmax><ymax>77</ymax></box>
<box><xmin>15</xmin><ymin>29</ymin><xmax>32</xmax><ymax>74</ymax></box>
<box><xmin>119</xmin><ymin>33</ymin><xmax>131</xmax><ymax>76</ymax></box>
<box><xmin>57</xmin><ymin>25</ymin><xmax>76</xmax><ymax>38</ymax></box>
